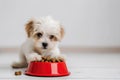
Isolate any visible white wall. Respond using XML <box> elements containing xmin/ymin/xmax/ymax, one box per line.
<box><xmin>0</xmin><ymin>0</ymin><xmax>120</xmax><ymax>47</ymax></box>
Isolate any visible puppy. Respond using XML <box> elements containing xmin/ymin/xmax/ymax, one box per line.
<box><xmin>12</xmin><ymin>16</ymin><xmax>65</xmax><ymax>68</ymax></box>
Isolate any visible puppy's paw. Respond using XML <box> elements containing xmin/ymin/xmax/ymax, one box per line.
<box><xmin>51</xmin><ymin>54</ymin><xmax>66</xmax><ymax>61</ymax></box>
<box><xmin>27</xmin><ymin>53</ymin><xmax>42</xmax><ymax>63</ymax></box>
<box><xmin>11</xmin><ymin>62</ymin><xmax>28</xmax><ymax>68</ymax></box>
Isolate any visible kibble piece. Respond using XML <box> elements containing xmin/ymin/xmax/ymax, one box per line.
<box><xmin>42</xmin><ymin>57</ymin><xmax>44</xmax><ymax>59</ymax></box>
<box><xmin>56</xmin><ymin>58</ymin><xmax>61</xmax><ymax>62</ymax></box>
<box><xmin>41</xmin><ymin>59</ymin><xmax>44</xmax><ymax>62</ymax></box>
<box><xmin>59</xmin><ymin>59</ymin><xmax>63</xmax><ymax>62</ymax></box>
<box><xmin>45</xmin><ymin>61</ymin><xmax>48</xmax><ymax>62</ymax></box>
<box><xmin>42</xmin><ymin>56</ymin><xmax>46</xmax><ymax>60</ymax></box>
<box><xmin>15</xmin><ymin>71</ymin><xmax>22</xmax><ymax>76</ymax></box>
<box><xmin>46</xmin><ymin>56</ymin><xmax>51</xmax><ymax>61</ymax></box>
<box><xmin>58</xmin><ymin>57</ymin><xmax>64</xmax><ymax>62</ymax></box>
<box><xmin>52</xmin><ymin>58</ymin><xmax>56</xmax><ymax>62</ymax></box>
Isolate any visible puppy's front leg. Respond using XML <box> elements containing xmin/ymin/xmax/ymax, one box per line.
<box><xmin>12</xmin><ymin>53</ymin><xmax>28</xmax><ymax>68</ymax></box>
<box><xmin>26</xmin><ymin>53</ymin><xmax>42</xmax><ymax>63</ymax></box>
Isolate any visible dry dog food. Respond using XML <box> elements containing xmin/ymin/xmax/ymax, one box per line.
<box><xmin>15</xmin><ymin>71</ymin><xmax>22</xmax><ymax>76</ymax></box>
<box><xmin>39</xmin><ymin>56</ymin><xmax>64</xmax><ymax>62</ymax></box>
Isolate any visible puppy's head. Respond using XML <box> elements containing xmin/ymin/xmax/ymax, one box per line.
<box><xmin>25</xmin><ymin>16</ymin><xmax>64</xmax><ymax>52</ymax></box>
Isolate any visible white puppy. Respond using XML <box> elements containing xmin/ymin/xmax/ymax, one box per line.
<box><xmin>12</xmin><ymin>16</ymin><xmax>65</xmax><ymax>68</ymax></box>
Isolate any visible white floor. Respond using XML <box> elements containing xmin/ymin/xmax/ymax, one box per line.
<box><xmin>0</xmin><ymin>51</ymin><xmax>120</xmax><ymax>80</ymax></box>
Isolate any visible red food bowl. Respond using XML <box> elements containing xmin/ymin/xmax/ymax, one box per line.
<box><xmin>25</xmin><ymin>61</ymin><xmax>70</xmax><ymax>77</ymax></box>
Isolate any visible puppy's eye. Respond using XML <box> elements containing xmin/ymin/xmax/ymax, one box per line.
<box><xmin>36</xmin><ymin>33</ymin><xmax>42</xmax><ymax>38</ymax></box>
<box><xmin>50</xmin><ymin>35</ymin><xmax>54</xmax><ymax>39</ymax></box>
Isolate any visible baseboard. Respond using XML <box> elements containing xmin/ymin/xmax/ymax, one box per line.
<box><xmin>0</xmin><ymin>46</ymin><xmax>120</xmax><ymax>53</ymax></box>
<box><xmin>60</xmin><ymin>47</ymin><xmax>120</xmax><ymax>53</ymax></box>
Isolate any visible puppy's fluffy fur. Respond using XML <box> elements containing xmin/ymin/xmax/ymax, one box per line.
<box><xmin>12</xmin><ymin>16</ymin><xmax>65</xmax><ymax>68</ymax></box>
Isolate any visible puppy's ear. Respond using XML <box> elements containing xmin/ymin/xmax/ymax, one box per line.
<box><xmin>60</xmin><ymin>25</ymin><xmax>65</xmax><ymax>40</ymax></box>
<box><xmin>25</xmin><ymin>20</ymin><xmax>34</xmax><ymax>37</ymax></box>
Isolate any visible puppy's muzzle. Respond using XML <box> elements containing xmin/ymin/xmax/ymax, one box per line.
<box><xmin>42</xmin><ymin>42</ymin><xmax>48</xmax><ymax>49</ymax></box>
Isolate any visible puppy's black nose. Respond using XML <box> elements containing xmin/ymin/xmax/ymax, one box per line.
<box><xmin>42</xmin><ymin>42</ymin><xmax>48</xmax><ymax>49</ymax></box>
